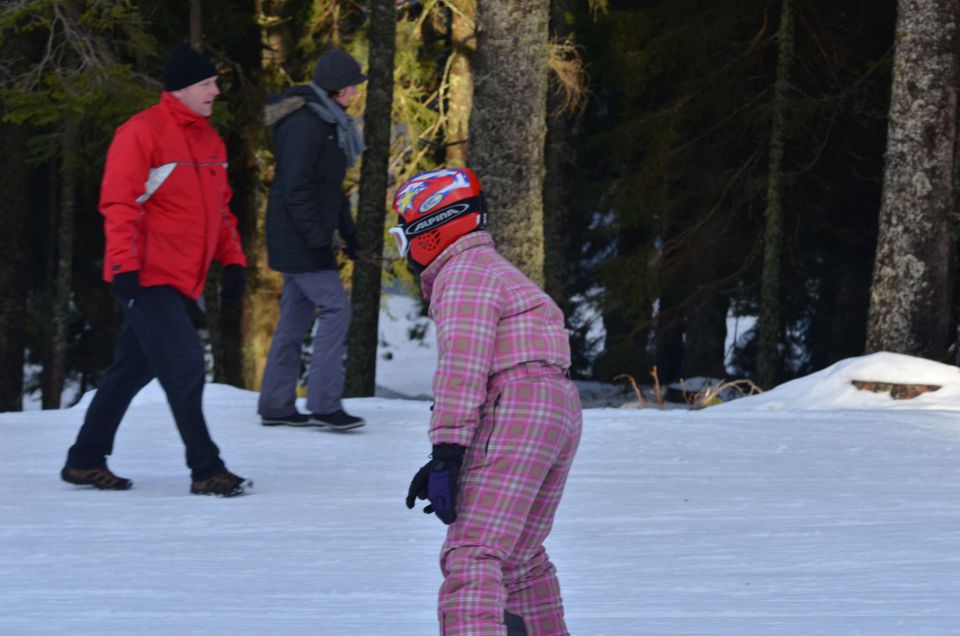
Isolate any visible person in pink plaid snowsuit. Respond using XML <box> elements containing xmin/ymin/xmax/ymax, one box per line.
<box><xmin>395</xmin><ymin>169</ymin><xmax>582</xmax><ymax>636</ymax></box>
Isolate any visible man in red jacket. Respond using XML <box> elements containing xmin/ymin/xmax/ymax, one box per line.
<box><xmin>61</xmin><ymin>46</ymin><xmax>251</xmax><ymax>497</ymax></box>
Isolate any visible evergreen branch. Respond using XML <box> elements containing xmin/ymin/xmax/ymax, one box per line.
<box><xmin>621</xmin><ymin>237</ymin><xmax>764</xmax><ymax>342</ymax></box>
<box><xmin>659</xmin><ymin>144</ymin><xmax>765</xmax><ymax>257</ymax></box>
<box><xmin>662</xmin><ymin>86</ymin><xmax>772</xmax><ymax>161</ymax></box>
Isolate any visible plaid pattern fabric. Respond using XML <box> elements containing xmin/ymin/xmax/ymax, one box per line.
<box><xmin>438</xmin><ymin>364</ymin><xmax>581</xmax><ymax>636</ymax></box>
<box><xmin>420</xmin><ymin>232</ymin><xmax>572</xmax><ymax>448</ymax></box>
<box><xmin>420</xmin><ymin>234</ymin><xmax>580</xmax><ymax>635</ymax></box>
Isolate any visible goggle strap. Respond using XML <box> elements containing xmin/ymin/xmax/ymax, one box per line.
<box><xmin>401</xmin><ymin>196</ymin><xmax>485</xmax><ymax>238</ymax></box>
<box><xmin>388</xmin><ymin>225</ymin><xmax>409</xmax><ymax>257</ymax></box>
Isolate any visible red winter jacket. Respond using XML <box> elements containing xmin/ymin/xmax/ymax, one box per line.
<box><xmin>99</xmin><ymin>91</ymin><xmax>247</xmax><ymax>300</ymax></box>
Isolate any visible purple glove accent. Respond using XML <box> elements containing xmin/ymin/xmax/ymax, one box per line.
<box><xmin>427</xmin><ymin>461</ymin><xmax>456</xmax><ymax>523</ymax></box>
<box><xmin>405</xmin><ymin>444</ymin><xmax>465</xmax><ymax>525</ymax></box>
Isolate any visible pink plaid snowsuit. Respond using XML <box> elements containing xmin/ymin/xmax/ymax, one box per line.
<box><xmin>420</xmin><ymin>231</ymin><xmax>582</xmax><ymax>636</ymax></box>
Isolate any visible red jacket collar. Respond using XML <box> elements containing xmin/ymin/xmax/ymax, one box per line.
<box><xmin>160</xmin><ymin>91</ymin><xmax>208</xmax><ymax>127</ymax></box>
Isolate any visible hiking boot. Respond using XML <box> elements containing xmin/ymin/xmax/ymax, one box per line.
<box><xmin>309</xmin><ymin>409</ymin><xmax>365</xmax><ymax>431</ymax></box>
<box><xmin>190</xmin><ymin>469</ymin><xmax>252</xmax><ymax>497</ymax></box>
<box><xmin>261</xmin><ymin>411</ymin><xmax>315</xmax><ymax>427</ymax></box>
<box><xmin>61</xmin><ymin>465</ymin><xmax>133</xmax><ymax>490</ymax></box>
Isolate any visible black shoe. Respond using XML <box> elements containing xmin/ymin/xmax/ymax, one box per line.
<box><xmin>261</xmin><ymin>412</ymin><xmax>315</xmax><ymax>427</ymax></box>
<box><xmin>190</xmin><ymin>469</ymin><xmax>252</xmax><ymax>497</ymax></box>
<box><xmin>309</xmin><ymin>409</ymin><xmax>365</xmax><ymax>431</ymax></box>
<box><xmin>61</xmin><ymin>465</ymin><xmax>133</xmax><ymax>490</ymax></box>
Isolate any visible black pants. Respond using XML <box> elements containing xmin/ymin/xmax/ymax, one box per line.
<box><xmin>66</xmin><ymin>286</ymin><xmax>224</xmax><ymax>480</ymax></box>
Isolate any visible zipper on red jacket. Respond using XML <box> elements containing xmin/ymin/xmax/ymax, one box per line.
<box><xmin>182</xmin><ymin>124</ymin><xmax>214</xmax><ymax>298</ymax></box>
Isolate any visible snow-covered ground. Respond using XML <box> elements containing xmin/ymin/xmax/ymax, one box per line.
<box><xmin>2</xmin><ymin>297</ymin><xmax>960</xmax><ymax>634</ymax></box>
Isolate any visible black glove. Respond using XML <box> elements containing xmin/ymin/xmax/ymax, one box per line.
<box><xmin>220</xmin><ymin>264</ymin><xmax>246</xmax><ymax>303</ymax></box>
<box><xmin>342</xmin><ymin>234</ymin><xmax>361</xmax><ymax>261</ymax></box>
<box><xmin>110</xmin><ymin>271</ymin><xmax>140</xmax><ymax>302</ymax></box>
<box><xmin>406</xmin><ymin>443</ymin><xmax>466</xmax><ymax>525</ymax></box>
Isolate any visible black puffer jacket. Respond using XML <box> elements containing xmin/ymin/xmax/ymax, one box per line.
<box><xmin>264</xmin><ymin>85</ymin><xmax>358</xmax><ymax>272</ymax></box>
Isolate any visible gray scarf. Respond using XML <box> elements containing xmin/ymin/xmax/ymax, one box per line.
<box><xmin>307</xmin><ymin>81</ymin><xmax>366</xmax><ymax>167</ymax></box>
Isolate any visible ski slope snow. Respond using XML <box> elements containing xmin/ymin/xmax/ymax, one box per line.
<box><xmin>2</xmin><ymin>305</ymin><xmax>959</xmax><ymax>635</ymax></box>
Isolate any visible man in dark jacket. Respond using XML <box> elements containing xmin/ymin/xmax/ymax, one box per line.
<box><xmin>61</xmin><ymin>45</ymin><xmax>251</xmax><ymax>497</ymax></box>
<box><xmin>258</xmin><ymin>49</ymin><xmax>367</xmax><ymax>431</ymax></box>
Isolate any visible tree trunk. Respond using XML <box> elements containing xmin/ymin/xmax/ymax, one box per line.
<box><xmin>221</xmin><ymin>6</ymin><xmax>266</xmax><ymax>388</ymax></box>
<box><xmin>47</xmin><ymin>123</ymin><xmax>79</xmax><ymax>409</ymax></box>
<box><xmin>542</xmin><ymin>0</ymin><xmax>574</xmax><ymax>306</ymax></box>
<box><xmin>41</xmin><ymin>162</ymin><xmax>58</xmax><ymax>407</ymax></box>
<box><xmin>654</xmin><ymin>289</ymin><xmax>684</xmax><ymax>383</ymax></box>
<box><xmin>468</xmin><ymin>0</ymin><xmax>550</xmax><ymax>286</ymax></box>
<box><xmin>866</xmin><ymin>0</ymin><xmax>959</xmax><ymax>358</ymax></box>
<box><xmin>756</xmin><ymin>0</ymin><xmax>794</xmax><ymax>389</ymax></box>
<box><xmin>241</xmin><ymin>1</ymin><xmax>286</xmax><ymax>390</ymax></box>
<box><xmin>445</xmin><ymin>0</ymin><xmax>476</xmax><ymax>167</ymax></box>
<box><xmin>682</xmin><ymin>293</ymin><xmax>730</xmax><ymax>379</ymax></box>
<box><xmin>0</xmin><ymin>123</ymin><xmax>29</xmax><ymax>411</ymax></box>
<box><xmin>190</xmin><ymin>0</ymin><xmax>203</xmax><ymax>50</ymax></box>
<box><xmin>344</xmin><ymin>0</ymin><xmax>397</xmax><ymax>397</ymax></box>
<box><xmin>188</xmin><ymin>0</ymin><xmax>216</xmax><ymax>381</ymax></box>
<box><xmin>542</xmin><ymin>119</ymin><xmax>567</xmax><ymax>305</ymax></box>
<box><xmin>242</xmin><ymin>259</ymin><xmax>282</xmax><ymax>391</ymax></box>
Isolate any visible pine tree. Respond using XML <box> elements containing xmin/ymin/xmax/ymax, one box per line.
<box><xmin>866</xmin><ymin>0</ymin><xmax>959</xmax><ymax>358</ymax></box>
<box><xmin>0</xmin><ymin>0</ymin><xmax>157</xmax><ymax>407</ymax></box>
<box><xmin>756</xmin><ymin>0</ymin><xmax>795</xmax><ymax>388</ymax></box>
<box><xmin>468</xmin><ymin>0</ymin><xmax>551</xmax><ymax>285</ymax></box>
<box><xmin>345</xmin><ymin>0</ymin><xmax>397</xmax><ymax>397</ymax></box>
<box><xmin>444</xmin><ymin>0</ymin><xmax>476</xmax><ymax>167</ymax></box>
<box><xmin>0</xmin><ymin>122</ymin><xmax>29</xmax><ymax>411</ymax></box>
<box><xmin>204</xmin><ymin>1</ymin><xmax>270</xmax><ymax>388</ymax></box>
<box><xmin>542</xmin><ymin>0</ymin><xmax>589</xmax><ymax>308</ymax></box>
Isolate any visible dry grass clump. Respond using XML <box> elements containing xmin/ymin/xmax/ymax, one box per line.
<box><xmin>614</xmin><ymin>369</ymin><xmax>762</xmax><ymax>410</ymax></box>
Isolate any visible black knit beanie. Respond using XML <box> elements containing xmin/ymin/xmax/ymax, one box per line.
<box><xmin>312</xmin><ymin>49</ymin><xmax>366</xmax><ymax>92</ymax></box>
<box><xmin>163</xmin><ymin>45</ymin><xmax>218</xmax><ymax>91</ymax></box>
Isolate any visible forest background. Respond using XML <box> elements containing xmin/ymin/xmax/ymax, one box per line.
<box><xmin>0</xmin><ymin>0</ymin><xmax>956</xmax><ymax>412</ymax></box>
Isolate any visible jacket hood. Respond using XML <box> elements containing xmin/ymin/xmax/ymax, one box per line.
<box><xmin>263</xmin><ymin>85</ymin><xmax>320</xmax><ymax>126</ymax></box>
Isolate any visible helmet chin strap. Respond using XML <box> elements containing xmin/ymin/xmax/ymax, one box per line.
<box><xmin>406</xmin><ymin>251</ymin><xmax>427</xmax><ymax>277</ymax></box>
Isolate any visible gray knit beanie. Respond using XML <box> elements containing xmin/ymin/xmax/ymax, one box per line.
<box><xmin>312</xmin><ymin>49</ymin><xmax>367</xmax><ymax>92</ymax></box>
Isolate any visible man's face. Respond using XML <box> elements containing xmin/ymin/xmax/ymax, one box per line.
<box><xmin>332</xmin><ymin>84</ymin><xmax>359</xmax><ymax>108</ymax></box>
<box><xmin>172</xmin><ymin>76</ymin><xmax>220</xmax><ymax>117</ymax></box>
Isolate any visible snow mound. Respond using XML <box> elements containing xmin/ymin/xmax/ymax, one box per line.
<box><xmin>715</xmin><ymin>352</ymin><xmax>960</xmax><ymax>412</ymax></box>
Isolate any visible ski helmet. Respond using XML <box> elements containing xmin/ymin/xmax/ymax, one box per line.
<box><xmin>389</xmin><ymin>168</ymin><xmax>487</xmax><ymax>269</ymax></box>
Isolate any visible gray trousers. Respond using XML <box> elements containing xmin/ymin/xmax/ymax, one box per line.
<box><xmin>258</xmin><ymin>271</ymin><xmax>351</xmax><ymax>417</ymax></box>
